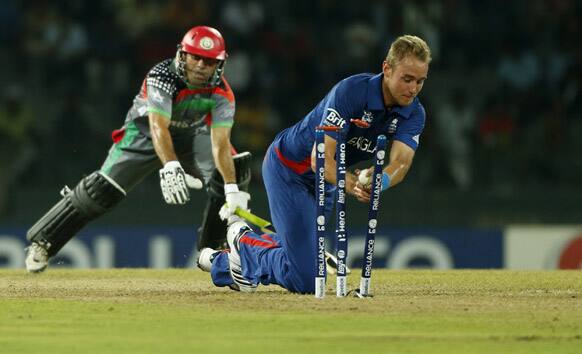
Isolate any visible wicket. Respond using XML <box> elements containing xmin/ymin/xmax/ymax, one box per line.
<box><xmin>314</xmin><ymin>127</ymin><xmax>331</xmax><ymax>298</ymax></box>
<box><xmin>358</xmin><ymin>135</ymin><xmax>387</xmax><ymax>297</ymax></box>
<box><xmin>335</xmin><ymin>128</ymin><xmax>348</xmax><ymax>297</ymax></box>
<box><xmin>314</xmin><ymin>126</ymin><xmax>387</xmax><ymax>298</ymax></box>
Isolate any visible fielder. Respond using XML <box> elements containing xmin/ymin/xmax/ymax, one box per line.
<box><xmin>198</xmin><ymin>35</ymin><xmax>432</xmax><ymax>293</ymax></box>
<box><xmin>25</xmin><ymin>26</ymin><xmax>252</xmax><ymax>272</ymax></box>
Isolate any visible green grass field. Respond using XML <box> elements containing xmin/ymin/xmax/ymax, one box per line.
<box><xmin>1</xmin><ymin>269</ymin><xmax>581</xmax><ymax>354</ymax></box>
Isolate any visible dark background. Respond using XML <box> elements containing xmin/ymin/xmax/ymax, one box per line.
<box><xmin>0</xmin><ymin>0</ymin><xmax>580</xmax><ymax>228</ymax></box>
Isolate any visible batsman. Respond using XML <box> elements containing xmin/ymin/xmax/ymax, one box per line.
<box><xmin>25</xmin><ymin>26</ymin><xmax>252</xmax><ymax>272</ymax></box>
<box><xmin>198</xmin><ymin>35</ymin><xmax>432</xmax><ymax>293</ymax></box>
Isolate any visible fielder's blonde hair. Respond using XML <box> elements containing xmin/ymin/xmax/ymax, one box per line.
<box><xmin>385</xmin><ymin>35</ymin><xmax>432</xmax><ymax>67</ymax></box>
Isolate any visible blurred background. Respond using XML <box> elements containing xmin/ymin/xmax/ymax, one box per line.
<box><xmin>0</xmin><ymin>0</ymin><xmax>580</xmax><ymax>229</ymax></box>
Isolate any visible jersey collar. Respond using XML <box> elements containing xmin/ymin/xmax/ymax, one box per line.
<box><xmin>367</xmin><ymin>73</ymin><xmax>416</xmax><ymax>119</ymax></box>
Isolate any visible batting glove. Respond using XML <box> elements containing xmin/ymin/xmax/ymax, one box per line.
<box><xmin>219</xmin><ymin>184</ymin><xmax>251</xmax><ymax>220</ymax></box>
<box><xmin>159</xmin><ymin>161</ymin><xmax>189</xmax><ymax>204</ymax></box>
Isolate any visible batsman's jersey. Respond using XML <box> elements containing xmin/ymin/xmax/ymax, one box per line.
<box><xmin>125</xmin><ymin>58</ymin><xmax>235</xmax><ymax>138</ymax></box>
<box><xmin>100</xmin><ymin>59</ymin><xmax>235</xmax><ymax>190</ymax></box>
<box><xmin>274</xmin><ymin>73</ymin><xmax>425</xmax><ymax>181</ymax></box>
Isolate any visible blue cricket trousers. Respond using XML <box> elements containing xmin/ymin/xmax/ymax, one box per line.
<box><xmin>210</xmin><ymin>143</ymin><xmax>333</xmax><ymax>293</ymax></box>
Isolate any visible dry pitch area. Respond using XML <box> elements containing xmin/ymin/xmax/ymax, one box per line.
<box><xmin>1</xmin><ymin>269</ymin><xmax>581</xmax><ymax>354</ymax></box>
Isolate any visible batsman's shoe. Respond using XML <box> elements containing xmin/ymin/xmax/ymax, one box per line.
<box><xmin>226</xmin><ymin>219</ymin><xmax>257</xmax><ymax>293</ymax></box>
<box><xmin>197</xmin><ymin>248</ymin><xmax>219</xmax><ymax>272</ymax></box>
<box><xmin>25</xmin><ymin>242</ymin><xmax>49</xmax><ymax>273</ymax></box>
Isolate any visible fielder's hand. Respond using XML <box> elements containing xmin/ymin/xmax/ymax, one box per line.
<box><xmin>353</xmin><ymin>168</ymin><xmax>373</xmax><ymax>203</ymax></box>
<box><xmin>219</xmin><ymin>184</ymin><xmax>251</xmax><ymax>220</ymax></box>
<box><xmin>159</xmin><ymin>161</ymin><xmax>190</xmax><ymax>204</ymax></box>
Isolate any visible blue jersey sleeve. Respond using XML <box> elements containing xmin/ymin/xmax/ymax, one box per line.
<box><xmin>393</xmin><ymin>103</ymin><xmax>426</xmax><ymax>150</ymax></box>
<box><xmin>319</xmin><ymin>77</ymin><xmax>366</xmax><ymax>136</ymax></box>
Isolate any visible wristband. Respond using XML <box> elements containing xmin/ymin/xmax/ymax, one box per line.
<box><xmin>224</xmin><ymin>183</ymin><xmax>239</xmax><ymax>194</ymax></box>
<box><xmin>381</xmin><ymin>172</ymin><xmax>391</xmax><ymax>192</ymax></box>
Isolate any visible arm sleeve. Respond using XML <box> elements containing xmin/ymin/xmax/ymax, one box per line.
<box><xmin>210</xmin><ymin>94</ymin><xmax>235</xmax><ymax>128</ymax></box>
<box><xmin>146</xmin><ymin>72</ymin><xmax>176</xmax><ymax>119</ymax></box>
<box><xmin>320</xmin><ymin>79</ymin><xmax>364</xmax><ymax>138</ymax></box>
<box><xmin>393</xmin><ymin>104</ymin><xmax>426</xmax><ymax>150</ymax></box>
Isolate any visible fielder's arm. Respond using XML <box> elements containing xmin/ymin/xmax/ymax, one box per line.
<box><xmin>149</xmin><ymin>112</ymin><xmax>178</xmax><ymax>164</ymax></box>
<box><xmin>310</xmin><ymin>134</ymin><xmax>361</xmax><ymax>200</ymax></box>
<box><xmin>210</xmin><ymin>126</ymin><xmax>236</xmax><ymax>184</ymax></box>
<box><xmin>383</xmin><ymin>140</ymin><xmax>415</xmax><ymax>188</ymax></box>
<box><xmin>355</xmin><ymin>139</ymin><xmax>416</xmax><ymax>201</ymax></box>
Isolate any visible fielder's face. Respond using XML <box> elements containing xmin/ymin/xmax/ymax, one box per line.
<box><xmin>183</xmin><ymin>53</ymin><xmax>219</xmax><ymax>86</ymax></box>
<box><xmin>382</xmin><ymin>56</ymin><xmax>429</xmax><ymax>107</ymax></box>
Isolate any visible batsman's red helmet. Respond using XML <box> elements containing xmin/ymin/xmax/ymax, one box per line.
<box><xmin>180</xmin><ymin>26</ymin><xmax>227</xmax><ymax>60</ymax></box>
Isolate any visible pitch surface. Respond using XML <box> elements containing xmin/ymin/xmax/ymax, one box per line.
<box><xmin>1</xmin><ymin>269</ymin><xmax>581</xmax><ymax>353</ymax></box>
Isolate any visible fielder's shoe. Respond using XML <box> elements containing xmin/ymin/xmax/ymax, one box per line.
<box><xmin>226</xmin><ymin>217</ymin><xmax>257</xmax><ymax>293</ymax></box>
<box><xmin>197</xmin><ymin>248</ymin><xmax>220</xmax><ymax>272</ymax></box>
<box><xmin>25</xmin><ymin>242</ymin><xmax>49</xmax><ymax>273</ymax></box>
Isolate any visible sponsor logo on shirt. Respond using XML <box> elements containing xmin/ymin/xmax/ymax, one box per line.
<box><xmin>347</xmin><ymin>136</ymin><xmax>376</xmax><ymax>154</ymax></box>
<box><xmin>169</xmin><ymin>120</ymin><xmax>197</xmax><ymax>129</ymax></box>
<box><xmin>362</xmin><ymin>110</ymin><xmax>373</xmax><ymax>124</ymax></box>
<box><xmin>388</xmin><ymin>118</ymin><xmax>398</xmax><ymax>134</ymax></box>
<box><xmin>351</xmin><ymin>110</ymin><xmax>373</xmax><ymax>128</ymax></box>
<box><xmin>324</xmin><ymin>108</ymin><xmax>346</xmax><ymax>128</ymax></box>
<box><xmin>150</xmin><ymin>89</ymin><xmax>164</xmax><ymax>103</ymax></box>
<box><xmin>169</xmin><ymin>116</ymin><xmax>208</xmax><ymax>130</ymax></box>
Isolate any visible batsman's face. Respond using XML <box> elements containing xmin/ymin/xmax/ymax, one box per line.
<box><xmin>382</xmin><ymin>56</ymin><xmax>428</xmax><ymax>106</ymax></box>
<box><xmin>183</xmin><ymin>53</ymin><xmax>219</xmax><ymax>86</ymax></box>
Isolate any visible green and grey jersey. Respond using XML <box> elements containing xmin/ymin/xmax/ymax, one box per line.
<box><xmin>125</xmin><ymin>59</ymin><xmax>235</xmax><ymax>139</ymax></box>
